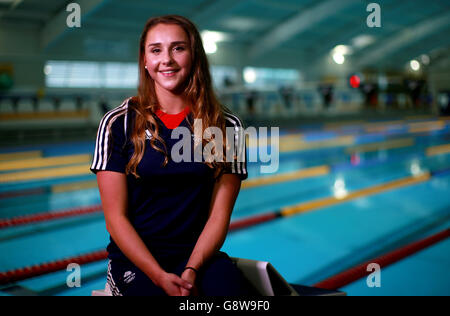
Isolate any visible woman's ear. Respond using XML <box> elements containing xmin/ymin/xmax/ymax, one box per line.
<box><xmin>142</xmin><ymin>55</ymin><xmax>147</xmax><ymax>69</ymax></box>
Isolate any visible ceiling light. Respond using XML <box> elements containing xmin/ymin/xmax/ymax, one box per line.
<box><xmin>333</xmin><ymin>53</ymin><xmax>345</xmax><ymax>65</ymax></box>
<box><xmin>201</xmin><ymin>30</ymin><xmax>230</xmax><ymax>55</ymax></box>
<box><xmin>351</xmin><ymin>35</ymin><xmax>375</xmax><ymax>49</ymax></box>
<box><xmin>410</xmin><ymin>60</ymin><xmax>420</xmax><ymax>71</ymax></box>
<box><xmin>201</xmin><ymin>30</ymin><xmax>229</xmax><ymax>43</ymax></box>
<box><xmin>333</xmin><ymin>45</ymin><xmax>353</xmax><ymax>55</ymax></box>
<box><xmin>420</xmin><ymin>54</ymin><xmax>430</xmax><ymax>65</ymax></box>
<box><xmin>204</xmin><ymin>41</ymin><xmax>217</xmax><ymax>54</ymax></box>
<box><xmin>243</xmin><ymin>68</ymin><xmax>257</xmax><ymax>84</ymax></box>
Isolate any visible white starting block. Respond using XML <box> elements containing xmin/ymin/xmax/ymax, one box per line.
<box><xmin>231</xmin><ymin>257</ymin><xmax>298</xmax><ymax>296</ymax></box>
<box><xmin>92</xmin><ymin>257</ymin><xmax>345</xmax><ymax>296</ymax></box>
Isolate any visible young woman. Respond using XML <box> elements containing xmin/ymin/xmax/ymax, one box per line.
<box><xmin>90</xmin><ymin>15</ymin><xmax>252</xmax><ymax>296</ymax></box>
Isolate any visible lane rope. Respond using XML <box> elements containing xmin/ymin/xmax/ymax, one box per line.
<box><xmin>0</xmin><ymin>205</ymin><xmax>103</xmax><ymax>229</ymax></box>
<box><xmin>0</xmin><ymin>250</ymin><xmax>108</xmax><ymax>285</ymax></box>
<box><xmin>313</xmin><ymin>228</ymin><xmax>450</xmax><ymax>290</ymax></box>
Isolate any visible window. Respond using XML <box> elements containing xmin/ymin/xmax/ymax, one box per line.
<box><xmin>243</xmin><ymin>67</ymin><xmax>301</xmax><ymax>88</ymax></box>
<box><xmin>210</xmin><ymin>65</ymin><xmax>238</xmax><ymax>89</ymax></box>
<box><xmin>45</xmin><ymin>61</ymin><xmax>138</xmax><ymax>88</ymax></box>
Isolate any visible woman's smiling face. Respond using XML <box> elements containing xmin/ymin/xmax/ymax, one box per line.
<box><xmin>144</xmin><ymin>23</ymin><xmax>192</xmax><ymax>96</ymax></box>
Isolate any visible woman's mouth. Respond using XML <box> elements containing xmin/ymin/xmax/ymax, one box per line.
<box><xmin>160</xmin><ymin>70</ymin><xmax>179</xmax><ymax>77</ymax></box>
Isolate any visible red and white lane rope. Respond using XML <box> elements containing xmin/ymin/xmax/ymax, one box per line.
<box><xmin>0</xmin><ymin>205</ymin><xmax>103</xmax><ymax>228</ymax></box>
<box><xmin>314</xmin><ymin>228</ymin><xmax>450</xmax><ymax>290</ymax></box>
<box><xmin>0</xmin><ymin>250</ymin><xmax>108</xmax><ymax>285</ymax></box>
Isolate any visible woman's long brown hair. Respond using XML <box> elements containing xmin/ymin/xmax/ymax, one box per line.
<box><xmin>126</xmin><ymin>15</ymin><xmax>227</xmax><ymax>178</ymax></box>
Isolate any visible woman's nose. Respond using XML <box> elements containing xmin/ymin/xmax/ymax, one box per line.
<box><xmin>161</xmin><ymin>49</ymin><xmax>174</xmax><ymax>65</ymax></box>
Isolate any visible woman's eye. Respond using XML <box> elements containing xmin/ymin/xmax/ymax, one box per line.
<box><xmin>174</xmin><ymin>46</ymin><xmax>185</xmax><ymax>51</ymax></box>
<box><xmin>151</xmin><ymin>48</ymin><xmax>160</xmax><ymax>53</ymax></box>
